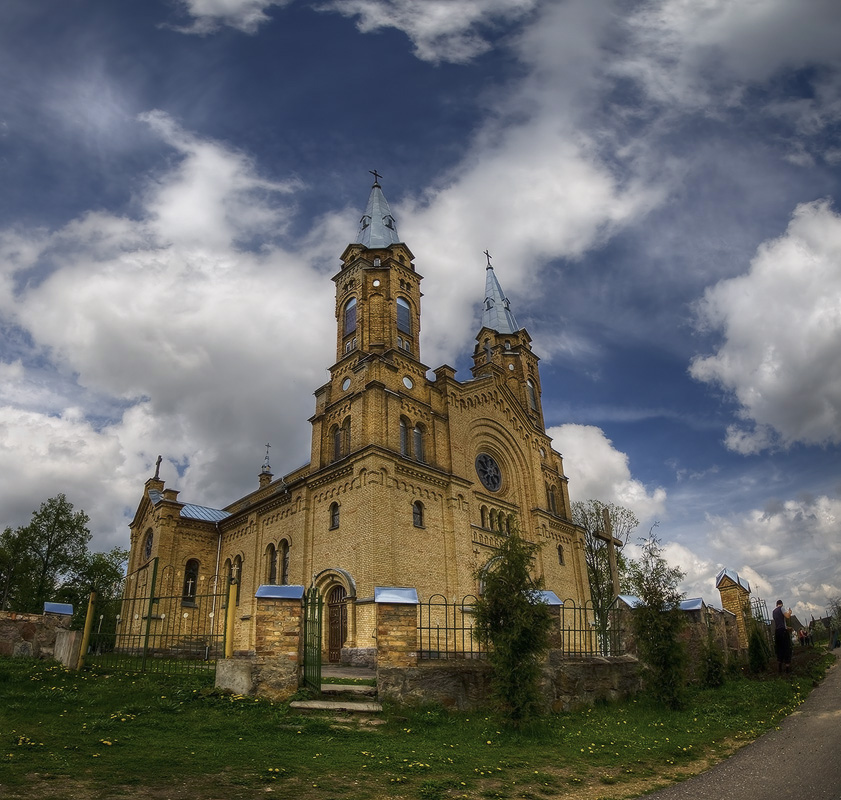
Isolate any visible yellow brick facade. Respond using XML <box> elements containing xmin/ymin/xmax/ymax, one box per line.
<box><xmin>127</xmin><ymin>182</ymin><xmax>592</xmax><ymax>664</ymax></box>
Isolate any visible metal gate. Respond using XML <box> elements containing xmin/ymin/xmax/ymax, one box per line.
<box><xmin>302</xmin><ymin>585</ymin><xmax>323</xmax><ymax>692</ymax></box>
<box><xmin>83</xmin><ymin>558</ymin><xmax>228</xmax><ymax>676</ymax></box>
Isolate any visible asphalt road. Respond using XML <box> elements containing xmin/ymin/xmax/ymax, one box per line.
<box><xmin>642</xmin><ymin>650</ymin><xmax>841</xmax><ymax>800</ymax></box>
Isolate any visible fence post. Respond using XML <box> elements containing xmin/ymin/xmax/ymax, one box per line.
<box><xmin>76</xmin><ymin>590</ymin><xmax>97</xmax><ymax>670</ymax></box>
<box><xmin>225</xmin><ymin>579</ymin><xmax>237</xmax><ymax>658</ymax></box>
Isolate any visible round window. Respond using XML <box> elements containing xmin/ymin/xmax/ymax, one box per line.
<box><xmin>475</xmin><ymin>453</ymin><xmax>502</xmax><ymax>492</ymax></box>
<box><xmin>403</xmin><ymin>376</ymin><xmax>414</xmax><ymax>389</ymax></box>
<box><xmin>342</xmin><ymin>377</ymin><xmax>351</xmax><ymax>391</ymax></box>
<box><xmin>373</xmin><ymin>279</ymin><xmax>381</xmax><ymax>287</ymax></box>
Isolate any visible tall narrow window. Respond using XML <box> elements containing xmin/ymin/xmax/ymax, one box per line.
<box><xmin>331</xmin><ymin>425</ymin><xmax>342</xmax><ymax>461</ymax></box>
<box><xmin>329</xmin><ymin>502</ymin><xmax>340</xmax><ymax>529</ymax></box>
<box><xmin>182</xmin><ymin>559</ymin><xmax>199</xmax><ymax>603</ymax></box>
<box><xmin>547</xmin><ymin>484</ymin><xmax>558</xmax><ymax>514</ymax></box>
<box><xmin>527</xmin><ymin>379</ymin><xmax>538</xmax><ymax>411</ymax></box>
<box><xmin>279</xmin><ymin>539</ymin><xmax>289</xmax><ymax>585</ymax></box>
<box><xmin>343</xmin><ymin>297</ymin><xmax>357</xmax><ymax>336</ymax></box>
<box><xmin>396</xmin><ymin>297</ymin><xmax>411</xmax><ymax>334</ymax></box>
<box><xmin>341</xmin><ymin>418</ymin><xmax>351</xmax><ymax>456</ymax></box>
<box><xmin>413</xmin><ymin>424</ymin><xmax>425</xmax><ymax>462</ymax></box>
<box><xmin>480</xmin><ymin>506</ymin><xmax>488</xmax><ymax>528</ymax></box>
<box><xmin>223</xmin><ymin>558</ymin><xmax>233</xmax><ymax>607</ymax></box>
<box><xmin>412</xmin><ymin>500</ymin><xmax>424</xmax><ymax>527</ymax></box>
<box><xmin>266</xmin><ymin>544</ymin><xmax>277</xmax><ymax>584</ymax></box>
<box><xmin>557</xmin><ymin>544</ymin><xmax>565</xmax><ymax>565</ymax></box>
<box><xmin>233</xmin><ymin>555</ymin><xmax>243</xmax><ymax>605</ymax></box>
<box><xmin>399</xmin><ymin>418</ymin><xmax>410</xmax><ymax>456</ymax></box>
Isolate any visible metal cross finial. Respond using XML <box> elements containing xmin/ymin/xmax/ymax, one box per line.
<box><xmin>262</xmin><ymin>443</ymin><xmax>272</xmax><ymax>473</ymax></box>
<box><xmin>369</xmin><ymin>169</ymin><xmax>382</xmax><ymax>186</ymax></box>
<box><xmin>484</xmin><ymin>249</ymin><xmax>492</xmax><ymax>269</ymax></box>
<box><xmin>154</xmin><ymin>455</ymin><xmax>162</xmax><ymax>479</ymax></box>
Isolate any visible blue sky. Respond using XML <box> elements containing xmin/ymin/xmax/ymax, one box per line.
<box><xmin>2</xmin><ymin>0</ymin><xmax>840</xmax><ymax>621</ymax></box>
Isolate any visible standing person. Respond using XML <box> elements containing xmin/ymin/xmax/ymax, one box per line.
<box><xmin>772</xmin><ymin>600</ymin><xmax>792</xmax><ymax>673</ymax></box>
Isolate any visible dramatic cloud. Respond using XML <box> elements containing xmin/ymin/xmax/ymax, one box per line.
<box><xmin>171</xmin><ymin>0</ymin><xmax>290</xmax><ymax>34</ymax></box>
<box><xmin>548</xmin><ymin>423</ymin><xmax>666</xmax><ymax>525</ymax></box>
<box><xmin>325</xmin><ymin>0</ymin><xmax>539</xmax><ymax>64</ymax></box>
<box><xmin>0</xmin><ymin>113</ymin><xmax>337</xmax><ymax>544</ymax></box>
<box><xmin>690</xmin><ymin>200</ymin><xmax>841</xmax><ymax>453</ymax></box>
<box><xmin>704</xmin><ymin>494</ymin><xmax>841</xmax><ymax>619</ymax></box>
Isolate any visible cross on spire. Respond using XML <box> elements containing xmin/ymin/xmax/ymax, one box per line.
<box><xmin>369</xmin><ymin>169</ymin><xmax>382</xmax><ymax>186</ymax></box>
<box><xmin>484</xmin><ymin>249</ymin><xmax>492</xmax><ymax>269</ymax></box>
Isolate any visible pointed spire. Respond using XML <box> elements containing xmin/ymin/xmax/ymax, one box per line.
<box><xmin>356</xmin><ymin>172</ymin><xmax>401</xmax><ymax>248</ymax></box>
<box><xmin>481</xmin><ymin>251</ymin><xmax>520</xmax><ymax>334</ymax></box>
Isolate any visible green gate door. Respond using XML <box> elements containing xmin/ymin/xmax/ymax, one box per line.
<box><xmin>302</xmin><ymin>585</ymin><xmax>323</xmax><ymax>692</ymax></box>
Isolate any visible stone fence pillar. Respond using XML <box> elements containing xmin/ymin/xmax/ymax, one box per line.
<box><xmin>375</xmin><ymin>587</ymin><xmax>419</xmax><ymax>669</ymax></box>
<box><xmin>216</xmin><ymin>585</ymin><xmax>305</xmax><ymax>701</ymax></box>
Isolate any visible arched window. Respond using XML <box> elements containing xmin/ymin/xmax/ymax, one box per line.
<box><xmin>547</xmin><ymin>484</ymin><xmax>558</xmax><ymax>514</ymax></box>
<box><xmin>329</xmin><ymin>502</ymin><xmax>340</xmax><ymax>529</ymax></box>
<box><xmin>279</xmin><ymin>539</ymin><xmax>289</xmax><ymax>585</ymax></box>
<box><xmin>399</xmin><ymin>417</ymin><xmax>410</xmax><ymax>457</ymax></box>
<box><xmin>223</xmin><ymin>558</ymin><xmax>233</xmax><ymax>607</ymax></box>
<box><xmin>396</xmin><ymin>297</ymin><xmax>411</xmax><ymax>334</ymax></box>
<box><xmin>266</xmin><ymin>544</ymin><xmax>277</xmax><ymax>584</ymax></box>
<box><xmin>343</xmin><ymin>297</ymin><xmax>357</xmax><ymax>336</ymax></box>
<box><xmin>412</xmin><ymin>500</ymin><xmax>424</xmax><ymax>528</ymax></box>
<box><xmin>233</xmin><ymin>555</ymin><xmax>243</xmax><ymax>605</ymax></box>
<box><xmin>182</xmin><ymin>559</ymin><xmax>199</xmax><ymax>603</ymax></box>
<box><xmin>413</xmin><ymin>424</ymin><xmax>425</xmax><ymax>462</ymax></box>
<box><xmin>527</xmin><ymin>379</ymin><xmax>538</xmax><ymax>411</ymax></box>
<box><xmin>330</xmin><ymin>425</ymin><xmax>341</xmax><ymax>462</ymax></box>
<box><xmin>480</xmin><ymin>505</ymin><xmax>488</xmax><ymax>528</ymax></box>
<box><xmin>557</xmin><ymin>544</ymin><xmax>565</xmax><ymax>565</ymax></box>
<box><xmin>341</xmin><ymin>417</ymin><xmax>351</xmax><ymax>457</ymax></box>
<box><xmin>489</xmin><ymin>509</ymin><xmax>498</xmax><ymax>531</ymax></box>
<box><xmin>505</xmin><ymin>514</ymin><xmax>513</xmax><ymax>534</ymax></box>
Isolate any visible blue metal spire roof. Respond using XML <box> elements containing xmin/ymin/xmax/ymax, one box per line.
<box><xmin>481</xmin><ymin>262</ymin><xmax>520</xmax><ymax>334</ymax></box>
<box><xmin>356</xmin><ymin>179</ymin><xmax>401</xmax><ymax>248</ymax></box>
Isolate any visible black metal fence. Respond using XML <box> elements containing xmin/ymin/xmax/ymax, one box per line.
<box><xmin>84</xmin><ymin>559</ymin><xmax>228</xmax><ymax>676</ymax></box>
<box><xmin>416</xmin><ymin>595</ymin><xmax>626</xmax><ymax>660</ymax></box>
<box><xmin>558</xmin><ymin>599</ymin><xmax>624</xmax><ymax>657</ymax></box>
<box><xmin>418</xmin><ymin>594</ymin><xmax>485</xmax><ymax>660</ymax></box>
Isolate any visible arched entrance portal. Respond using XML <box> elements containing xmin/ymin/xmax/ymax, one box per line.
<box><xmin>327</xmin><ymin>585</ymin><xmax>347</xmax><ymax>663</ymax></box>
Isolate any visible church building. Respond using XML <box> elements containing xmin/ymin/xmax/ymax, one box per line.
<box><xmin>126</xmin><ymin>178</ymin><xmax>591</xmax><ymax>665</ymax></box>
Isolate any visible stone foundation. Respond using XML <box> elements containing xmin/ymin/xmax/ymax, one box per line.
<box><xmin>340</xmin><ymin>646</ymin><xmax>376</xmax><ymax>668</ymax></box>
<box><xmin>0</xmin><ymin>609</ymin><xmax>71</xmax><ymax>660</ymax></box>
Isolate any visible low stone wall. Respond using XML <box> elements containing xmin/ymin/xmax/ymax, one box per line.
<box><xmin>542</xmin><ymin>653</ymin><xmax>641</xmax><ymax>711</ymax></box>
<box><xmin>377</xmin><ymin>653</ymin><xmax>640</xmax><ymax>711</ymax></box>
<box><xmin>0</xmin><ymin>609</ymin><xmax>72</xmax><ymax>660</ymax></box>
<box><xmin>379</xmin><ymin>659</ymin><xmax>491</xmax><ymax>709</ymax></box>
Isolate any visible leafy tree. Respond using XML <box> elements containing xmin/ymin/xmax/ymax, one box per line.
<box><xmin>1</xmin><ymin>494</ymin><xmax>91</xmax><ymax>613</ymax></box>
<box><xmin>58</xmin><ymin>547</ymin><xmax>129</xmax><ymax>629</ymax></box>
<box><xmin>0</xmin><ymin>526</ymin><xmax>38</xmax><ymax>611</ymax></box>
<box><xmin>627</xmin><ymin>530</ymin><xmax>687</xmax><ymax>709</ymax></box>
<box><xmin>472</xmin><ymin>526</ymin><xmax>553</xmax><ymax>726</ymax></box>
<box><xmin>572</xmin><ymin>500</ymin><xmax>638</xmax><ymax>649</ymax></box>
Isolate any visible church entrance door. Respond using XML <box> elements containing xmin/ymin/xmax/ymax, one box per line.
<box><xmin>327</xmin><ymin>586</ymin><xmax>347</xmax><ymax>663</ymax></box>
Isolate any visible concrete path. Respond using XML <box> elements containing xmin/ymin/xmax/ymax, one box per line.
<box><xmin>642</xmin><ymin>650</ymin><xmax>840</xmax><ymax>800</ymax></box>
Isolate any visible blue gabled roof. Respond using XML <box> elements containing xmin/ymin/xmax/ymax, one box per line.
<box><xmin>715</xmin><ymin>568</ymin><xmax>750</xmax><ymax>593</ymax></box>
<box><xmin>181</xmin><ymin>504</ymin><xmax>230</xmax><ymax>522</ymax></box>
<box><xmin>680</xmin><ymin>598</ymin><xmax>706</xmax><ymax>612</ymax></box>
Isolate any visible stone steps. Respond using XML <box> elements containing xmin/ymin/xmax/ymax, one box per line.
<box><xmin>321</xmin><ymin>683</ymin><xmax>377</xmax><ymax>697</ymax></box>
<box><xmin>289</xmin><ymin>699</ymin><xmax>383</xmax><ymax>714</ymax></box>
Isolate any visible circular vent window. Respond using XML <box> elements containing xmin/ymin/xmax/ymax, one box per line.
<box><xmin>475</xmin><ymin>453</ymin><xmax>502</xmax><ymax>492</ymax></box>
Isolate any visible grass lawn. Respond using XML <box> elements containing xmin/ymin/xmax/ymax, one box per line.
<box><xmin>0</xmin><ymin>648</ymin><xmax>833</xmax><ymax>800</ymax></box>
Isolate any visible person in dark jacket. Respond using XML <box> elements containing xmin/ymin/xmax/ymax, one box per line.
<box><xmin>772</xmin><ymin>599</ymin><xmax>792</xmax><ymax>673</ymax></box>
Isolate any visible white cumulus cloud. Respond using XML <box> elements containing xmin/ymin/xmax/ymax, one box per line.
<box><xmin>690</xmin><ymin>199</ymin><xmax>841</xmax><ymax>453</ymax></box>
<box><xmin>548</xmin><ymin>423</ymin><xmax>667</xmax><ymax>525</ymax></box>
